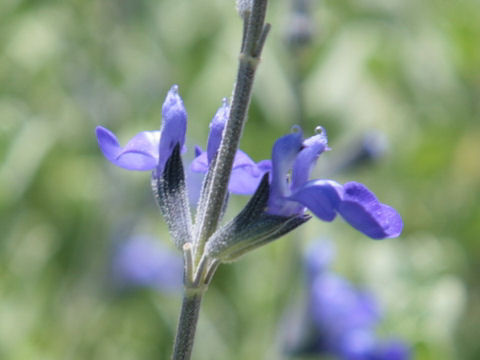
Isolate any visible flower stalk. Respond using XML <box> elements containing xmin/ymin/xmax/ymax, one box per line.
<box><xmin>174</xmin><ymin>1</ymin><xmax>270</xmax><ymax>358</ymax></box>
<box><xmin>171</xmin><ymin>291</ymin><xmax>204</xmax><ymax>360</ymax></box>
<box><xmin>193</xmin><ymin>0</ymin><xmax>270</xmax><ymax>265</ymax></box>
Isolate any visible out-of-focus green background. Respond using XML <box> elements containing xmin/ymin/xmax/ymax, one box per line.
<box><xmin>1</xmin><ymin>0</ymin><xmax>479</xmax><ymax>359</ymax></box>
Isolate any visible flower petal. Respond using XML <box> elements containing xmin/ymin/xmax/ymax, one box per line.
<box><xmin>288</xmin><ymin>179</ymin><xmax>344</xmax><ymax>221</ymax></box>
<box><xmin>229</xmin><ymin>159</ymin><xmax>271</xmax><ymax>195</ymax></box>
<box><xmin>338</xmin><ymin>182</ymin><xmax>403</xmax><ymax>239</ymax></box>
<box><xmin>157</xmin><ymin>85</ymin><xmax>187</xmax><ymax>175</ymax></box>
<box><xmin>292</xmin><ymin>132</ymin><xmax>328</xmax><ymax>190</ymax></box>
<box><xmin>96</xmin><ymin>126</ymin><xmax>160</xmax><ymax>170</ymax></box>
<box><xmin>207</xmin><ymin>98</ymin><xmax>229</xmax><ymax>164</ymax></box>
<box><xmin>190</xmin><ymin>149</ymin><xmax>271</xmax><ymax>195</ymax></box>
<box><xmin>186</xmin><ymin>167</ymin><xmax>205</xmax><ymax>205</ymax></box>
<box><xmin>231</xmin><ymin>149</ymin><xmax>258</xmax><ymax>168</ymax></box>
<box><xmin>194</xmin><ymin>145</ymin><xmax>203</xmax><ymax>158</ymax></box>
<box><xmin>190</xmin><ymin>151</ymin><xmax>209</xmax><ymax>172</ymax></box>
<box><xmin>268</xmin><ymin>131</ymin><xmax>304</xmax><ymax>214</ymax></box>
<box><xmin>96</xmin><ymin>126</ymin><xmax>121</xmax><ymax>160</ymax></box>
<box><xmin>186</xmin><ymin>146</ymin><xmax>207</xmax><ymax>205</ymax></box>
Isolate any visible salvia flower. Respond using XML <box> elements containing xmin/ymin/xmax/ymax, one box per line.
<box><xmin>96</xmin><ymin>86</ymin><xmax>272</xmax><ymax>250</ymax></box>
<box><xmin>96</xmin><ymin>86</ymin><xmax>270</xmax><ymax>195</ymax></box>
<box><xmin>157</xmin><ymin>84</ymin><xmax>188</xmax><ymax>176</ymax></box>
<box><xmin>205</xmin><ymin>127</ymin><xmax>402</xmax><ymax>262</ymax></box>
<box><xmin>284</xmin><ymin>240</ymin><xmax>411</xmax><ymax>360</ymax></box>
<box><xmin>95</xmin><ymin>85</ymin><xmax>187</xmax><ymax>174</ymax></box>
<box><xmin>95</xmin><ymin>127</ymin><xmax>161</xmax><ymax>171</ymax></box>
<box><xmin>267</xmin><ymin>127</ymin><xmax>403</xmax><ymax>239</ymax></box>
<box><xmin>96</xmin><ymin>85</ymin><xmax>402</xmax><ymax>266</ymax></box>
<box><xmin>189</xmin><ymin>98</ymin><xmax>272</xmax><ymax>195</ymax></box>
<box><xmin>330</xmin><ymin>131</ymin><xmax>389</xmax><ymax>174</ymax></box>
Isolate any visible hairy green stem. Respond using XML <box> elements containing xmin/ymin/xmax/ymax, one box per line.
<box><xmin>171</xmin><ymin>291</ymin><xmax>204</xmax><ymax>360</ymax></box>
<box><xmin>194</xmin><ymin>0</ymin><xmax>270</xmax><ymax>264</ymax></box>
<box><xmin>171</xmin><ymin>2</ymin><xmax>271</xmax><ymax>359</ymax></box>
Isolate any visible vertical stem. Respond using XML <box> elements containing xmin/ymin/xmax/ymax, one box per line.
<box><xmin>194</xmin><ymin>0</ymin><xmax>270</xmax><ymax>263</ymax></box>
<box><xmin>171</xmin><ymin>2</ymin><xmax>270</xmax><ymax>358</ymax></box>
<box><xmin>171</xmin><ymin>291</ymin><xmax>204</xmax><ymax>360</ymax></box>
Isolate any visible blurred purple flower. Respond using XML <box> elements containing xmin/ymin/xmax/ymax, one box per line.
<box><xmin>304</xmin><ymin>239</ymin><xmax>336</xmax><ymax>279</ymax></box>
<box><xmin>371</xmin><ymin>340</ymin><xmax>412</xmax><ymax>360</ymax></box>
<box><xmin>290</xmin><ymin>240</ymin><xmax>411</xmax><ymax>360</ymax></box>
<box><xmin>96</xmin><ymin>86</ymin><xmax>271</xmax><ymax>195</ymax></box>
<box><xmin>331</xmin><ymin>131</ymin><xmax>389</xmax><ymax>174</ymax></box>
<box><xmin>266</xmin><ymin>128</ymin><xmax>403</xmax><ymax>239</ymax></box>
<box><xmin>310</xmin><ymin>273</ymin><xmax>380</xmax><ymax>338</ymax></box>
<box><xmin>111</xmin><ymin>236</ymin><xmax>183</xmax><ymax>292</ymax></box>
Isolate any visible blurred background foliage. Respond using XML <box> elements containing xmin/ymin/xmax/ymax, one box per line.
<box><xmin>0</xmin><ymin>0</ymin><xmax>479</xmax><ymax>359</ymax></box>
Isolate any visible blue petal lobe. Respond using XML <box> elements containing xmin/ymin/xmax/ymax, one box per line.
<box><xmin>268</xmin><ymin>131</ymin><xmax>303</xmax><ymax>214</ymax></box>
<box><xmin>96</xmin><ymin>126</ymin><xmax>121</xmax><ymax>161</ymax></box>
<box><xmin>288</xmin><ymin>179</ymin><xmax>344</xmax><ymax>221</ymax></box>
<box><xmin>207</xmin><ymin>98</ymin><xmax>229</xmax><ymax>164</ymax></box>
<box><xmin>292</xmin><ymin>133</ymin><xmax>328</xmax><ymax>190</ymax></box>
<box><xmin>96</xmin><ymin>126</ymin><xmax>160</xmax><ymax>171</ymax></box>
<box><xmin>186</xmin><ymin>164</ymin><xmax>205</xmax><ymax>206</ymax></box>
<box><xmin>190</xmin><ymin>151</ymin><xmax>209</xmax><ymax>172</ymax></box>
<box><xmin>229</xmin><ymin>158</ymin><xmax>271</xmax><ymax>195</ymax></box>
<box><xmin>189</xmin><ymin>149</ymin><xmax>271</xmax><ymax>195</ymax></box>
<box><xmin>194</xmin><ymin>145</ymin><xmax>203</xmax><ymax>157</ymax></box>
<box><xmin>157</xmin><ymin>85</ymin><xmax>187</xmax><ymax>175</ymax></box>
<box><xmin>338</xmin><ymin>182</ymin><xmax>403</xmax><ymax>239</ymax></box>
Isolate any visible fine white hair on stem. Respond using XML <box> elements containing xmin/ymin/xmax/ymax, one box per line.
<box><xmin>236</xmin><ymin>0</ymin><xmax>252</xmax><ymax>18</ymax></box>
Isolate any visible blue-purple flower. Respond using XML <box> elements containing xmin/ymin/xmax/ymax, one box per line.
<box><xmin>95</xmin><ymin>127</ymin><xmax>161</xmax><ymax>171</ymax></box>
<box><xmin>95</xmin><ymin>86</ymin><xmax>270</xmax><ymax>195</ymax></box>
<box><xmin>188</xmin><ymin>97</ymin><xmax>271</xmax><ymax>195</ymax></box>
<box><xmin>96</xmin><ymin>85</ymin><xmax>186</xmax><ymax>174</ymax></box>
<box><xmin>96</xmin><ymin>85</ymin><xmax>403</xmax><ymax>263</ymax></box>
<box><xmin>284</xmin><ymin>241</ymin><xmax>411</xmax><ymax>360</ymax></box>
<box><xmin>266</xmin><ymin>128</ymin><xmax>403</xmax><ymax>239</ymax></box>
